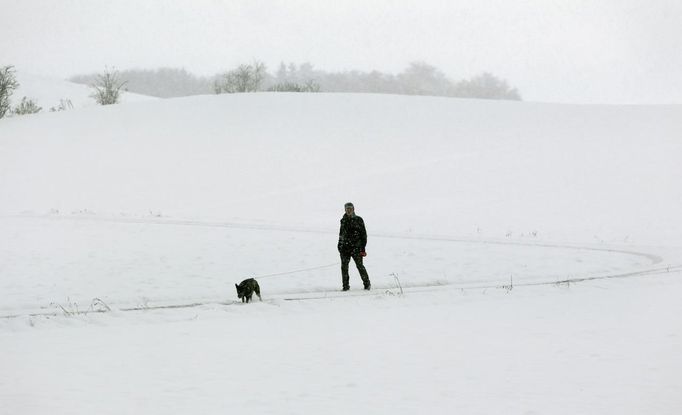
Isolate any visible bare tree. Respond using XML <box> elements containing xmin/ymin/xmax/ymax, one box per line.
<box><xmin>215</xmin><ymin>61</ymin><xmax>266</xmax><ymax>93</ymax></box>
<box><xmin>91</xmin><ymin>67</ymin><xmax>127</xmax><ymax>105</ymax></box>
<box><xmin>0</xmin><ymin>65</ymin><xmax>20</xmax><ymax>118</ymax></box>
<box><xmin>452</xmin><ymin>72</ymin><xmax>521</xmax><ymax>100</ymax></box>
<box><xmin>397</xmin><ymin>62</ymin><xmax>451</xmax><ymax>96</ymax></box>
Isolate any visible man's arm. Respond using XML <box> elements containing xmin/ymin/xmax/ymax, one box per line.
<box><xmin>359</xmin><ymin>217</ymin><xmax>367</xmax><ymax>250</ymax></box>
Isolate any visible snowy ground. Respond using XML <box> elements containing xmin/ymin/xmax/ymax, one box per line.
<box><xmin>1</xmin><ymin>92</ymin><xmax>681</xmax><ymax>414</ymax></box>
<box><xmin>2</xmin><ymin>275</ymin><xmax>681</xmax><ymax>415</ymax></box>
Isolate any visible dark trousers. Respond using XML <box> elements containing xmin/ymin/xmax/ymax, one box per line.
<box><xmin>340</xmin><ymin>252</ymin><xmax>370</xmax><ymax>289</ymax></box>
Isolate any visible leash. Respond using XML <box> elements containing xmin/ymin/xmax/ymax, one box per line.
<box><xmin>255</xmin><ymin>262</ymin><xmax>341</xmax><ymax>279</ymax></box>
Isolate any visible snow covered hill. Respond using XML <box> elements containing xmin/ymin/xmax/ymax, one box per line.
<box><xmin>1</xmin><ymin>93</ymin><xmax>681</xmax><ymax>414</ymax></box>
<box><xmin>1</xmin><ymin>93</ymin><xmax>680</xmax><ymax>244</ymax></box>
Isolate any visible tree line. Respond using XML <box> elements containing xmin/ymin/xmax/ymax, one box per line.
<box><xmin>0</xmin><ymin>61</ymin><xmax>522</xmax><ymax>119</ymax></box>
<box><xmin>71</xmin><ymin>61</ymin><xmax>521</xmax><ymax>101</ymax></box>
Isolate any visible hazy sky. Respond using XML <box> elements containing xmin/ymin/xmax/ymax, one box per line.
<box><xmin>2</xmin><ymin>0</ymin><xmax>681</xmax><ymax>104</ymax></box>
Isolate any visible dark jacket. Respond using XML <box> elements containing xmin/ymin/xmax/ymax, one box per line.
<box><xmin>338</xmin><ymin>214</ymin><xmax>367</xmax><ymax>255</ymax></box>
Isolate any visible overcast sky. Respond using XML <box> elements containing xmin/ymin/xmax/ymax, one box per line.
<box><xmin>2</xmin><ymin>0</ymin><xmax>681</xmax><ymax>104</ymax></box>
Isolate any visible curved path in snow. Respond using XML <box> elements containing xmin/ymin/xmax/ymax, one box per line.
<box><xmin>2</xmin><ymin>264</ymin><xmax>681</xmax><ymax>320</ymax></box>
<box><xmin>7</xmin><ymin>213</ymin><xmax>665</xmax><ymax>264</ymax></box>
<box><xmin>0</xmin><ymin>213</ymin><xmax>679</xmax><ymax>319</ymax></box>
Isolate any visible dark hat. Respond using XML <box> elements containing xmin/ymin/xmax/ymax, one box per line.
<box><xmin>344</xmin><ymin>202</ymin><xmax>354</xmax><ymax>208</ymax></box>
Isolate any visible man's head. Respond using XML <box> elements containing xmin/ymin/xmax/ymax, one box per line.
<box><xmin>344</xmin><ymin>202</ymin><xmax>355</xmax><ymax>216</ymax></box>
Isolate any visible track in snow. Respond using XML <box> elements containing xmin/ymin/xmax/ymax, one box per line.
<box><xmin>2</xmin><ymin>264</ymin><xmax>680</xmax><ymax>320</ymax></box>
<box><xmin>6</xmin><ymin>213</ymin><xmax>664</xmax><ymax>264</ymax></box>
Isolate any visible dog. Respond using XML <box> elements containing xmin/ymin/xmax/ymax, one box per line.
<box><xmin>235</xmin><ymin>278</ymin><xmax>262</xmax><ymax>303</ymax></box>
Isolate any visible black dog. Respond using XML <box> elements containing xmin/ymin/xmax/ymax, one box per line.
<box><xmin>235</xmin><ymin>278</ymin><xmax>262</xmax><ymax>303</ymax></box>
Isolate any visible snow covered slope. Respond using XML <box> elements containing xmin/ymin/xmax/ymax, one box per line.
<box><xmin>1</xmin><ymin>93</ymin><xmax>681</xmax><ymax>415</ymax></box>
<box><xmin>1</xmin><ymin>93</ymin><xmax>680</xmax><ymax>244</ymax></box>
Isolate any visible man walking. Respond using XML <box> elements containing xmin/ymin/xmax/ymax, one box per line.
<box><xmin>337</xmin><ymin>202</ymin><xmax>371</xmax><ymax>291</ymax></box>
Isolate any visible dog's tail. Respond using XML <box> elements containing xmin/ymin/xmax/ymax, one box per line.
<box><xmin>255</xmin><ymin>280</ymin><xmax>262</xmax><ymax>301</ymax></box>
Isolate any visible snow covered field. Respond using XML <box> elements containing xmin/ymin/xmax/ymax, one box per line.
<box><xmin>1</xmin><ymin>92</ymin><xmax>681</xmax><ymax>414</ymax></box>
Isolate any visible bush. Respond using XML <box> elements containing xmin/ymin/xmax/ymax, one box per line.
<box><xmin>267</xmin><ymin>80</ymin><xmax>320</xmax><ymax>92</ymax></box>
<box><xmin>50</xmin><ymin>98</ymin><xmax>74</xmax><ymax>112</ymax></box>
<box><xmin>0</xmin><ymin>65</ymin><xmax>20</xmax><ymax>118</ymax></box>
<box><xmin>13</xmin><ymin>96</ymin><xmax>42</xmax><ymax>115</ymax></box>
<box><xmin>91</xmin><ymin>67</ymin><xmax>127</xmax><ymax>105</ymax></box>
